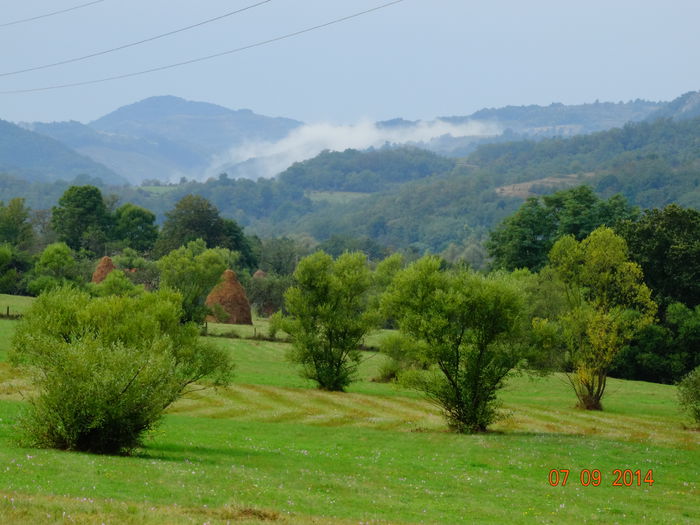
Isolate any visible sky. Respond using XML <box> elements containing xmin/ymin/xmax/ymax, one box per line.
<box><xmin>1</xmin><ymin>0</ymin><xmax>699</xmax><ymax>124</ymax></box>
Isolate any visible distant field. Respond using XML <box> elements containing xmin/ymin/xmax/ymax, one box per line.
<box><xmin>0</xmin><ymin>294</ymin><xmax>34</xmax><ymax>316</ymax></box>
<box><xmin>139</xmin><ymin>185</ymin><xmax>179</xmax><ymax>195</ymax></box>
<box><xmin>495</xmin><ymin>172</ymin><xmax>596</xmax><ymax>198</ymax></box>
<box><xmin>0</xmin><ymin>306</ymin><xmax>697</xmax><ymax>523</ymax></box>
<box><xmin>306</xmin><ymin>191</ymin><xmax>371</xmax><ymax>204</ymax></box>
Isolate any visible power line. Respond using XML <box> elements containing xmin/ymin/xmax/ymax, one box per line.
<box><xmin>0</xmin><ymin>0</ymin><xmax>273</xmax><ymax>78</ymax></box>
<box><xmin>0</xmin><ymin>0</ymin><xmax>106</xmax><ymax>28</ymax></box>
<box><xmin>0</xmin><ymin>0</ymin><xmax>406</xmax><ymax>95</ymax></box>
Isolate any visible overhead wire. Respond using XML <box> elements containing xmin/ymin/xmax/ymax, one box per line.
<box><xmin>0</xmin><ymin>0</ymin><xmax>406</xmax><ymax>95</ymax></box>
<box><xmin>0</xmin><ymin>0</ymin><xmax>106</xmax><ymax>28</ymax></box>
<box><xmin>0</xmin><ymin>0</ymin><xmax>273</xmax><ymax>78</ymax></box>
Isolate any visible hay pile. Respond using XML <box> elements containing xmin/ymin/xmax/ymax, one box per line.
<box><xmin>252</xmin><ymin>269</ymin><xmax>267</xmax><ymax>279</ymax></box>
<box><xmin>91</xmin><ymin>256</ymin><xmax>115</xmax><ymax>284</ymax></box>
<box><xmin>205</xmin><ymin>269</ymin><xmax>253</xmax><ymax>325</ymax></box>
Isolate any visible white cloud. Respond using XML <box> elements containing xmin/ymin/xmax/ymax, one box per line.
<box><xmin>206</xmin><ymin>118</ymin><xmax>500</xmax><ymax>180</ymax></box>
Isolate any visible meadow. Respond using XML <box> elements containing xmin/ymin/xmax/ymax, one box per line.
<box><xmin>0</xmin><ymin>297</ymin><xmax>697</xmax><ymax>524</ymax></box>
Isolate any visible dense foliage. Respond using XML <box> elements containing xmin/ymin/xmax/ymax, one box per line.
<box><xmin>382</xmin><ymin>256</ymin><xmax>527</xmax><ymax>432</ymax></box>
<box><xmin>487</xmin><ymin>186</ymin><xmax>638</xmax><ymax>271</ymax></box>
<box><xmin>677</xmin><ymin>365</ymin><xmax>700</xmax><ymax>426</ymax></box>
<box><xmin>10</xmin><ymin>286</ymin><xmax>232</xmax><ymax>454</ymax></box>
<box><xmin>545</xmin><ymin>228</ymin><xmax>656</xmax><ymax>409</ymax></box>
<box><xmin>280</xmin><ymin>251</ymin><xmax>379</xmax><ymax>391</ymax></box>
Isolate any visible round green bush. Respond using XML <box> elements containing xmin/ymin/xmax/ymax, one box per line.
<box><xmin>10</xmin><ymin>286</ymin><xmax>232</xmax><ymax>454</ymax></box>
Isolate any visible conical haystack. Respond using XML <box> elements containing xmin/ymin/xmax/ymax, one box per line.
<box><xmin>205</xmin><ymin>269</ymin><xmax>253</xmax><ymax>325</ymax></box>
<box><xmin>252</xmin><ymin>269</ymin><xmax>267</xmax><ymax>279</ymax></box>
<box><xmin>91</xmin><ymin>256</ymin><xmax>115</xmax><ymax>284</ymax></box>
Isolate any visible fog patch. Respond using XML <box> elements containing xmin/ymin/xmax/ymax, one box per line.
<box><xmin>207</xmin><ymin>119</ymin><xmax>500</xmax><ymax>180</ymax></box>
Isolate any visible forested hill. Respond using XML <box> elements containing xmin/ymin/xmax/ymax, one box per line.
<box><xmin>0</xmin><ymin>115</ymin><xmax>699</xmax><ymax>259</ymax></box>
<box><xmin>467</xmin><ymin>116</ymin><xmax>700</xmax><ymax>208</ymax></box>
<box><xmin>0</xmin><ymin>119</ymin><xmax>125</xmax><ymax>184</ymax></box>
<box><xmin>442</xmin><ymin>99</ymin><xmax>663</xmax><ymax>136</ymax></box>
<box><xmin>277</xmin><ymin>147</ymin><xmax>455</xmax><ymax>192</ymax></box>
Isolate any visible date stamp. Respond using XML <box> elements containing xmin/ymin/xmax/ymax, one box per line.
<box><xmin>548</xmin><ymin>469</ymin><xmax>654</xmax><ymax>487</ymax></box>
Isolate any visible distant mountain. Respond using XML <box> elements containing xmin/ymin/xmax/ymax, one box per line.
<box><xmin>442</xmin><ymin>99</ymin><xmax>663</xmax><ymax>137</ymax></box>
<box><xmin>25</xmin><ymin>120</ymin><xmax>204</xmax><ymax>185</ymax></box>
<box><xmin>645</xmin><ymin>90</ymin><xmax>700</xmax><ymax>121</ymax></box>
<box><xmin>0</xmin><ymin>119</ymin><xmax>125</xmax><ymax>184</ymax></box>
<box><xmin>26</xmin><ymin>96</ymin><xmax>303</xmax><ymax>184</ymax></box>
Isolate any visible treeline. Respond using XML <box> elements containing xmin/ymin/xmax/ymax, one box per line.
<box><xmin>2</xmin><ymin>180</ymin><xmax>698</xmax><ymax>406</ymax></box>
<box><xmin>486</xmin><ymin>186</ymin><xmax>700</xmax><ymax>386</ymax></box>
<box><xmin>2</xmin><ymin>117</ymin><xmax>700</xmax><ymax>258</ymax></box>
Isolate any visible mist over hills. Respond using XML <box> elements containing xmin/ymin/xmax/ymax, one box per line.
<box><xmin>5</xmin><ymin>93</ymin><xmax>680</xmax><ymax>185</ymax></box>
<box><xmin>0</xmin><ymin>90</ymin><xmax>699</xmax><ymax>263</ymax></box>
<box><xmin>21</xmin><ymin>96</ymin><xmax>302</xmax><ymax>184</ymax></box>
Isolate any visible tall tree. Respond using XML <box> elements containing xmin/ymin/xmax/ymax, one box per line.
<box><xmin>51</xmin><ymin>185</ymin><xmax>110</xmax><ymax>252</ymax></box>
<box><xmin>0</xmin><ymin>198</ymin><xmax>34</xmax><ymax>250</ymax></box>
<box><xmin>113</xmin><ymin>203</ymin><xmax>158</xmax><ymax>253</ymax></box>
<box><xmin>546</xmin><ymin>227</ymin><xmax>656</xmax><ymax>410</ymax></box>
<box><xmin>280</xmin><ymin>251</ymin><xmax>379</xmax><ymax>391</ymax></box>
<box><xmin>155</xmin><ymin>195</ymin><xmax>256</xmax><ymax>268</ymax></box>
<box><xmin>616</xmin><ymin>204</ymin><xmax>700</xmax><ymax>310</ymax></box>
<box><xmin>382</xmin><ymin>256</ymin><xmax>527</xmax><ymax>433</ymax></box>
<box><xmin>487</xmin><ymin>186</ymin><xmax>638</xmax><ymax>271</ymax></box>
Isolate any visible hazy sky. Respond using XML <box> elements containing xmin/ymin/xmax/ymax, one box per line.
<box><xmin>1</xmin><ymin>0</ymin><xmax>699</xmax><ymax>124</ymax></box>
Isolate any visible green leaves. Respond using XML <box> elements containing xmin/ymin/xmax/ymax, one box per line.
<box><xmin>281</xmin><ymin>251</ymin><xmax>379</xmax><ymax>391</ymax></box>
<box><xmin>10</xmin><ymin>286</ymin><xmax>232</xmax><ymax>453</ymax></box>
<box><xmin>548</xmin><ymin>227</ymin><xmax>656</xmax><ymax>409</ymax></box>
<box><xmin>157</xmin><ymin>239</ymin><xmax>229</xmax><ymax>324</ymax></box>
<box><xmin>382</xmin><ymin>256</ymin><xmax>526</xmax><ymax>432</ymax></box>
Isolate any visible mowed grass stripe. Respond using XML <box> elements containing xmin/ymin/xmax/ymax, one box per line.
<box><xmin>170</xmin><ymin>383</ymin><xmax>442</xmax><ymax>431</ymax></box>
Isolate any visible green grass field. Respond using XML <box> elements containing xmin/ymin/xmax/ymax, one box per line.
<box><xmin>0</xmin><ymin>294</ymin><xmax>34</xmax><ymax>317</ymax></box>
<box><xmin>0</xmin><ymin>312</ymin><xmax>697</xmax><ymax>523</ymax></box>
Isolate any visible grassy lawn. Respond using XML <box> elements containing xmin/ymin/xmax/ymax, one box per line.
<box><xmin>0</xmin><ymin>314</ymin><xmax>697</xmax><ymax>523</ymax></box>
<box><xmin>0</xmin><ymin>294</ymin><xmax>34</xmax><ymax>317</ymax></box>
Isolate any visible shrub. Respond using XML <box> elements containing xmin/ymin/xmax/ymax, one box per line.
<box><xmin>281</xmin><ymin>251</ymin><xmax>379</xmax><ymax>391</ymax></box>
<box><xmin>382</xmin><ymin>256</ymin><xmax>527</xmax><ymax>433</ymax></box>
<box><xmin>677</xmin><ymin>365</ymin><xmax>700</xmax><ymax>426</ymax></box>
<box><xmin>10</xmin><ymin>286</ymin><xmax>232</xmax><ymax>454</ymax></box>
<box><xmin>375</xmin><ymin>333</ymin><xmax>429</xmax><ymax>382</ymax></box>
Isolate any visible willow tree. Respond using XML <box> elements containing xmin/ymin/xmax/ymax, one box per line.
<box><xmin>382</xmin><ymin>256</ymin><xmax>526</xmax><ymax>433</ymax></box>
<box><xmin>281</xmin><ymin>251</ymin><xmax>379</xmax><ymax>391</ymax></box>
<box><xmin>547</xmin><ymin>227</ymin><xmax>656</xmax><ymax>410</ymax></box>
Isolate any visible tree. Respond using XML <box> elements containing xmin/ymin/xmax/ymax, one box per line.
<box><xmin>382</xmin><ymin>256</ymin><xmax>526</xmax><ymax>433</ymax></box>
<box><xmin>0</xmin><ymin>243</ymin><xmax>32</xmax><ymax>294</ymax></box>
<box><xmin>281</xmin><ymin>251</ymin><xmax>379</xmax><ymax>391</ymax></box>
<box><xmin>157</xmin><ymin>239</ymin><xmax>229</xmax><ymax>324</ymax></box>
<box><xmin>51</xmin><ymin>185</ymin><xmax>111</xmax><ymax>253</ymax></box>
<box><xmin>113</xmin><ymin>203</ymin><xmax>158</xmax><ymax>253</ymax></box>
<box><xmin>546</xmin><ymin>227</ymin><xmax>656</xmax><ymax>409</ymax></box>
<box><xmin>26</xmin><ymin>242</ymin><xmax>81</xmax><ymax>295</ymax></box>
<box><xmin>677</xmin><ymin>365</ymin><xmax>700</xmax><ymax>426</ymax></box>
<box><xmin>616</xmin><ymin>204</ymin><xmax>700</xmax><ymax>310</ymax></box>
<box><xmin>156</xmin><ymin>195</ymin><xmax>257</xmax><ymax>269</ymax></box>
<box><xmin>0</xmin><ymin>198</ymin><xmax>34</xmax><ymax>250</ymax></box>
<box><xmin>10</xmin><ymin>286</ymin><xmax>232</xmax><ymax>454</ymax></box>
<box><xmin>258</xmin><ymin>237</ymin><xmax>304</xmax><ymax>276</ymax></box>
<box><xmin>487</xmin><ymin>186</ymin><xmax>637</xmax><ymax>271</ymax></box>
<box><xmin>611</xmin><ymin>302</ymin><xmax>700</xmax><ymax>384</ymax></box>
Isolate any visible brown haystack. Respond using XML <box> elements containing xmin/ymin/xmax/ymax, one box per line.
<box><xmin>91</xmin><ymin>256</ymin><xmax>115</xmax><ymax>284</ymax></box>
<box><xmin>252</xmin><ymin>269</ymin><xmax>267</xmax><ymax>279</ymax></box>
<box><xmin>205</xmin><ymin>269</ymin><xmax>253</xmax><ymax>325</ymax></box>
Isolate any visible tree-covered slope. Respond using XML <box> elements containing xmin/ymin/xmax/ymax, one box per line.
<box><xmin>0</xmin><ymin>120</ymin><xmax>125</xmax><ymax>184</ymax></box>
